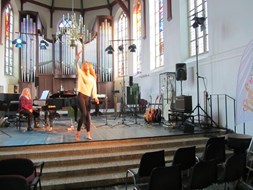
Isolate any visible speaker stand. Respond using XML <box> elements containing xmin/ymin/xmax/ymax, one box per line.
<box><xmin>180</xmin><ymin>80</ymin><xmax>183</xmax><ymax>95</ymax></box>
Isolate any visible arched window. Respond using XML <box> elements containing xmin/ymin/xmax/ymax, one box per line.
<box><xmin>117</xmin><ymin>12</ymin><xmax>128</xmax><ymax>77</ymax></box>
<box><xmin>154</xmin><ymin>0</ymin><xmax>164</xmax><ymax>69</ymax></box>
<box><xmin>188</xmin><ymin>0</ymin><xmax>209</xmax><ymax>57</ymax></box>
<box><xmin>133</xmin><ymin>0</ymin><xmax>142</xmax><ymax>75</ymax></box>
<box><xmin>4</xmin><ymin>4</ymin><xmax>14</xmax><ymax>76</ymax></box>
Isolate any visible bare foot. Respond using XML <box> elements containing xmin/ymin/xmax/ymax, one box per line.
<box><xmin>87</xmin><ymin>132</ymin><xmax>92</xmax><ymax>140</ymax></box>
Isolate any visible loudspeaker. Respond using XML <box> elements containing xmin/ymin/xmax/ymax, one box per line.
<box><xmin>175</xmin><ymin>96</ymin><xmax>192</xmax><ymax>113</ymax></box>
<box><xmin>127</xmin><ymin>84</ymin><xmax>140</xmax><ymax>104</ymax></box>
<box><xmin>35</xmin><ymin>77</ymin><xmax>39</xmax><ymax>87</ymax></box>
<box><xmin>129</xmin><ymin>76</ymin><xmax>133</xmax><ymax>86</ymax></box>
<box><xmin>176</xmin><ymin>63</ymin><xmax>187</xmax><ymax>81</ymax></box>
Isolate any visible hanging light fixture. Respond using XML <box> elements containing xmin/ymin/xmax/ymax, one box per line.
<box><xmin>57</xmin><ymin>0</ymin><xmax>91</xmax><ymax>47</ymax></box>
<box><xmin>12</xmin><ymin>37</ymin><xmax>26</xmax><ymax>48</ymax></box>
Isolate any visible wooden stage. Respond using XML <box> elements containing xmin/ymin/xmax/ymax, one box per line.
<box><xmin>0</xmin><ymin>110</ymin><xmax>225</xmax><ymax>147</ymax></box>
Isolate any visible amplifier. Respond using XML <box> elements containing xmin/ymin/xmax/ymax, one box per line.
<box><xmin>175</xmin><ymin>96</ymin><xmax>192</xmax><ymax>113</ymax></box>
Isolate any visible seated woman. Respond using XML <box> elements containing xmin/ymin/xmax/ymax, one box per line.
<box><xmin>18</xmin><ymin>88</ymin><xmax>40</xmax><ymax>131</ymax></box>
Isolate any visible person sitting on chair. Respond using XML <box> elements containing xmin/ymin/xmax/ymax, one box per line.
<box><xmin>18</xmin><ymin>88</ymin><xmax>40</xmax><ymax>131</ymax></box>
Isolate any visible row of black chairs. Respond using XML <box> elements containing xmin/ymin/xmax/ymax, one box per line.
<box><xmin>0</xmin><ymin>158</ymin><xmax>45</xmax><ymax>190</ymax></box>
<box><xmin>126</xmin><ymin>136</ymin><xmax>248</xmax><ymax>190</ymax></box>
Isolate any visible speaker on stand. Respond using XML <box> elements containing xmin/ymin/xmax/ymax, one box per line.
<box><xmin>176</xmin><ymin>63</ymin><xmax>187</xmax><ymax>95</ymax></box>
<box><xmin>129</xmin><ymin>76</ymin><xmax>133</xmax><ymax>86</ymax></box>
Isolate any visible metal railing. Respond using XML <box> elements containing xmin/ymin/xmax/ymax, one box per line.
<box><xmin>209</xmin><ymin>94</ymin><xmax>236</xmax><ymax>132</ymax></box>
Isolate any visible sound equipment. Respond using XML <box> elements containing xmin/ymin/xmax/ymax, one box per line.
<box><xmin>175</xmin><ymin>96</ymin><xmax>192</xmax><ymax>113</ymax></box>
<box><xmin>35</xmin><ymin>77</ymin><xmax>39</xmax><ymax>87</ymax></box>
<box><xmin>176</xmin><ymin>63</ymin><xmax>187</xmax><ymax>81</ymax></box>
<box><xmin>127</xmin><ymin>84</ymin><xmax>140</xmax><ymax>104</ymax></box>
<box><xmin>129</xmin><ymin>76</ymin><xmax>133</xmax><ymax>86</ymax></box>
<box><xmin>183</xmin><ymin>121</ymin><xmax>194</xmax><ymax>133</ymax></box>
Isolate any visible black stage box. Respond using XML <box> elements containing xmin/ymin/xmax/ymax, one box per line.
<box><xmin>175</xmin><ymin>96</ymin><xmax>192</xmax><ymax>113</ymax></box>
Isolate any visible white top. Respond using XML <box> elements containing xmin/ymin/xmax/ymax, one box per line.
<box><xmin>77</xmin><ymin>65</ymin><xmax>97</xmax><ymax>99</ymax></box>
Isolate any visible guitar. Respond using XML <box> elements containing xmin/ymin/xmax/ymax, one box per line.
<box><xmin>144</xmin><ymin>96</ymin><xmax>153</xmax><ymax>123</ymax></box>
<box><xmin>155</xmin><ymin>96</ymin><xmax>162</xmax><ymax>123</ymax></box>
<box><xmin>151</xmin><ymin>96</ymin><xmax>159</xmax><ymax>122</ymax></box>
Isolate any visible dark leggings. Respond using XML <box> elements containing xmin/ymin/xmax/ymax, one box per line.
<box><xmin>19</xmin><ymin>109</ymin><xmax>40</xmax><ymax>128</ymax></box>
<box><xmin>77</xmin><ymin>93</ymin><xmax>91</xmax><ymax>132</ymax></box>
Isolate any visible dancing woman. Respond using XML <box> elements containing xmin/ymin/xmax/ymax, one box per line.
<box><xmin>75</xmin><ymin>51</ymin><xmax>99</xmax><ymax>141</ymax></box>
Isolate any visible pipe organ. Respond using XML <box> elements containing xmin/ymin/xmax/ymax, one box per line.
<box><xmin>20</xmin><ymin>12</ymin><xmax>38</xmax><ymax>83</ymax></box>
<box><xmin>93</xmin><ymin>16</ymin><xmax>114</xmax><ymax>108</ymax></box>
<box><xmin>38</xmin><ymin>36</ymin><xmax>53</xmax><ymax>74</ymax></box>
<box><xmin>99</xmin><ymin>18</ymin><xmax>113</xmax><ymax>82</ymax></box>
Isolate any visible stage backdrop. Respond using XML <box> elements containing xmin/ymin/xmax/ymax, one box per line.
<box><xmin>236</xmin><ymin>39</ymin><xmax>253</xmax><ymax>125</ymax></box>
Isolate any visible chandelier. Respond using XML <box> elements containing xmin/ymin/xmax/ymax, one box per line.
<box><xmin>57</xmin><ymin>0</ymin><xmax>91</xmax><ymax>47</ymax></box>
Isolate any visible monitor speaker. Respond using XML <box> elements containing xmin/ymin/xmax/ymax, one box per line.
<box><xmin>175</xmin><ymin>96</ymin><xmax>192</xmax><ymax>113</ymax></box>
<box><xmin>176</xmin><ymin>63</ymin><xmax>187</xmax><ymax>81</ymax></box>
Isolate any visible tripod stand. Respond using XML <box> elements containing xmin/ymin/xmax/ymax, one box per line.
<box><xmin>96</xmin><ymin>94</ymin><xmax>112</xmax><ymax>128</ymax></box>
<box><xmin>105</xmin><ymin>39</ymin><xmax>136</xmax><ymax>127</ymax></box>
<box><xmin>191</xmin><ymin>16</ymin><xmax>217</xmax><ymax>128</ymax></box>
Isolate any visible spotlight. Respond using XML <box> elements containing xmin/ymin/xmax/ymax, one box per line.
<box><xmin>128</xmin><ymin>44</ymin><xmax>136</xmax><ymax>52</ymax></box>
<box><xmin>39</xmin><ymin>39</ymin><xmax>49</xmax><ymax>50</ymax></box>
<box><xmin>105</xmin><ymin>45</ymin><xmax>114</xmax><ymax>54</ymax></box>
<box><xmin>118</xmin><ymin>45</ymin><xmax>124</xmax><ymax>51</ymax></box>
<box><xmin>12</xmin><ymin>37</ymin><xmax>26</xmax><ymax>48</ymax></box>
<box><xmin>192</xmin><ymin>16</ymin><xmax>206</xmax><ymax>31</ymax></box>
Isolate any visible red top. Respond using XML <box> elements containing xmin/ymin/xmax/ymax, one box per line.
<box><xmin>18</xmin><ymin>96</ymin><xmax>32</xmax><ymax>113</ymax></box>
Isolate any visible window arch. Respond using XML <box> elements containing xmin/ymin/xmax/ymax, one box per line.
<box><xmin>133</xmin><ymin>0</ymin><xmax>142</xmax><ymax>75</ymax></box>
<box><xmin>153</xmin><ymin>0</ymin><xmax>164</xmax><ymax>69</ymax></box>
<box><xmin>117</xmin><ymin>12</ymin><xmax>128</xmax><ymax>77</ymax></box>
<box><xmin>188</xmin><ymin>0</ymin><xmax>209</xmax><ymax>57</ymax></box>
<box><xmin>4</xmin><ymin>4</ymin><xmax>14</xmax><ymax>76</ymax></box>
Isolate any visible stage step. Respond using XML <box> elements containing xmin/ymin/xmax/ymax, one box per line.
<box><xmin>0</xmin><ymin>133</ymin><xmax>228</xmax><ymax>190</ymax></box>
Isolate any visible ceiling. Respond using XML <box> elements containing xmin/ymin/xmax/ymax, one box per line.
<box><xmin>31</xmin><ymin>0</ymin><xmax>115</xmax><ymax>11</ymax></box>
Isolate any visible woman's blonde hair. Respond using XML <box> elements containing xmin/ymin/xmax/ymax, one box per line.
<box><xmin>81</xmin><ymin>61</ymin><xmax>96</xmax><ymax>79</ymax></box>
<box><xmin>20</xmin><ymin>87</ymin><xmax>31</xmax><ymax>99</ymax></box>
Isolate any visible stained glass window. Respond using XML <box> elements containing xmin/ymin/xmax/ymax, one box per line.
<box><xmin>117</xmin><ymin>12</ymin><xmax>128</xmax><ymax>77</ymax></box>
<box><xmin>133</xmin><ymin>0</ymin><xmax>142</xmax><ymax>75</ymax></box>
<box><xmin>154</xmin><ymin>0</ymin><xmax>164</xmax><ymax>68</ymax></box>
<box><xmin>4</xmin><ymin>4</ymin><xmax>14</xmax><ymax>76</ymax></box>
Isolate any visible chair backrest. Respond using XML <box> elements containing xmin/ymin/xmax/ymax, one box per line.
<box><xmin>222</xmin><ymin>152</ymin><xmax>246</xmax><ymax>182</ymax></box>
<box><xmin>137</xmin><ymin>150</ymin><xmax>165</xmax><ymax>177</ymax></box>
<box><xmin>0</xmin><ymin>175</ymin><xmax>29</xmax><ymax>190</ymax></box>
<box><xmin>0</xmin><ymin>158</ymin><xmax>35</xmax><ymax>178</ymax></box>
<box><xmin>148</xmin><ymin>165</ymin><xmax>182</xmax><ymax>190</ymax></box>
<box><xmin>202</xmin><ymin>136</ymin><xmax>225</xmax><ymax>164</ymax></box>
<box><xmin>188</xmin><ymin>159</ymin><xmax>217</xmax><ymax>189</ymax></box>
<box><xmin>172</xmin><ymin>146</ymin><xmax>196</xmax><ymax>170</ymax></box>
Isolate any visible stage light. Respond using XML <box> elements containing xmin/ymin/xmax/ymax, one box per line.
<box><xmin>12</xmin><ymin>37</ymin><xmax>26</xmax><ymax>48</ymax></box>
<box><xmin>105</xmin><ymin>45</ymin><xmax>114</xmax><ymax>54</ymax></box>
<box><xmin>118</xmin><ymin>45</ymin><xmax>124</xmax><ymax>51</ymax></box>
<box><xmin>192</xmin><ymin>16</ymin><xmax>206</xmax><ymax>31</ymax></box>
<box><xmin>128</xmin><ymin>44</ymin><xmax>136</xmax><ymax>52</ymax></box>
<box><xmin>39</xmin><ymin>39</ymin><xmax>49</xmax><ymax>50</ymax></box>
